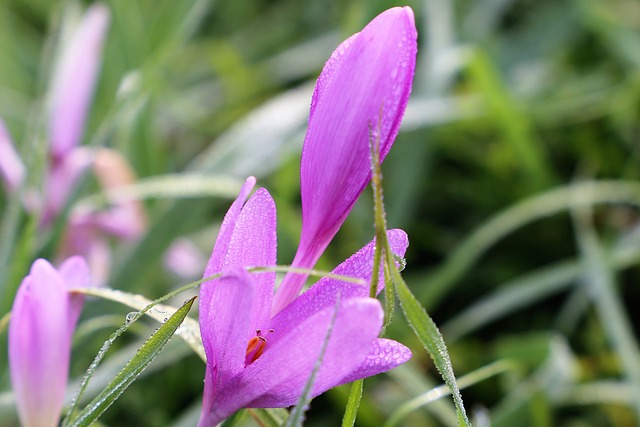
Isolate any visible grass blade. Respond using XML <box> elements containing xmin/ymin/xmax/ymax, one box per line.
<box><xmin>66</xmin><ymin>297</ymin><xmax>196</xmax><ymax>427</ymax></box>
<box><xmin>341</xmin><ymin>379</ymin><xmax>364</xmax><ymax>427</ymax></box>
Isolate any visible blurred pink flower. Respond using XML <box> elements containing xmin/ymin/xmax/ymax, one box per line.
<box><xmin>0</xmin><ymin>119</ymin><xmax>26</xmax><ymax>192</ymax></box>
<box><xmin>43</xmin><ymin>3</ymin><xmax>111</xmax><ymax>225</ymax></box>
<box><xmin>9</xmin><ymin>257</ymin><xmax>90</xmax><ymax>427</ymax></box>
<box><xmin>0</xmin><ymin>3</ymin><xmax>110</xmax><ymax>225</ymax></box>
<box><xmin>60</xmin><ymin>148</ymin><xmax>147</xmax><ymax>286</ymax></box>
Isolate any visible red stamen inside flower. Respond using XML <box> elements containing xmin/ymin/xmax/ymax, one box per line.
<box><xmin>245</xmin><ymin>329</ymin><xmax>274</xmax><ymax>365</ymax></box>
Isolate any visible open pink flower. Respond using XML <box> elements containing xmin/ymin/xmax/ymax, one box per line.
<box><xmin>8</xmin><ymin>257</ymin><xmax>91</xmax><ymax>427</ymax></box>
<box><xmin>197</xmin><ymin>8</ymin><xmax>417</xmax><ymax>424</ymax></box>
<box><xmin>197</xmin><ymin>178</ymin><xmax>410</xmax><ymax>426</ymax></box>
<box><xmin>272</xmin><ymin>6</ymin><xmax>417</xmax><ymax>314</ymax></box>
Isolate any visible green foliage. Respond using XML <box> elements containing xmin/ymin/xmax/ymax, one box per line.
<box><xmin>65</xmin><ymin>297</ymin><xmax>196</xmax><ymax>427</ymax></box>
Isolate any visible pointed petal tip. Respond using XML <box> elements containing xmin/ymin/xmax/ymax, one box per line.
<box><xmin>295</xmin><ymin>6</ymin><xmax>417</xmax><ymax>279</ymax></box>
<box><xmin>338</xmin><ymin>338</ymin><xmax>412</xmax><ymax>385</ymax></box>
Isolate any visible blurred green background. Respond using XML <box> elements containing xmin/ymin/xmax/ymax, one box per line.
<box><xmin>1</xmin><ymin>0</ymin><xmax>640</xmax><ymax>426</ymax></box>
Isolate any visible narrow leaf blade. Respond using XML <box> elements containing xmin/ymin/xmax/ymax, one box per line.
<box><xmin>67</xmin><ymin>297</ymin><xmax>196</xmax><ymax>427</ymax></box>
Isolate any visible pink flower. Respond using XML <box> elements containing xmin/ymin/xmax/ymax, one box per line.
<box><xmin>198</xmin><ymin>7</ymin><xmax>417</xmax><ymax>424</ymax></box>
<box><xmin>8</xmin><ymin>257</ymin><xmax>91</xmax><ymax>427</ymax></box>
<box><xmin>197</xmin><ymin>178</ymin><xmax>411</xmax><ymax>426</ymax></box>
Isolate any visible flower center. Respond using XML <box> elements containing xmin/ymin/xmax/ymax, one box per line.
<box><xmin>245</xmin><ymin>329</ymin><xmax>274</xmax><ymax>365</ymax></box>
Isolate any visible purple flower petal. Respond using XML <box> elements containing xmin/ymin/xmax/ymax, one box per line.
<box><xmin>49</xmin><ymin>3</ymin><xmax>110</xmax><ymax>159</ymax></box>
<box><xmin>338</xmin><ymin>338</ymin><xmax>412</xmax><ymax>385</ymax></box>
<box><xmin>42</xmin><ymin>147</ymin><xmax>94</xmax><ymax>225</ymax></box>
<box><xmin>269</xmin><ymin>229</ymin><xmax>408</xmax><ymax>342</ymax></box>
<box><xmin>203</xmin><ymin>298</ymin><xmax>383</xmax><ymax>425</ymax></box>
<box><xmin>9</xmin><ymin>260</ymin><xmax>72</xmax><ymax>427</ymax></box>
<box><xmin>225</xmin><ymin>187</ymin><xmax>277</xmax><ymax>331</ymax></box>
<box><xmin>331</xmin><ymin>229</ymin><xmax>408</xmax><ymax>297</ymax></box>
<box><xmin>164</xmin><ymin>238</ymin><xmax>208</xmax><ymax>279</ymax></box>
<box><xmin>273</xmin><ymin>7</ymin><xmax>417</xmax><ymax>313</ymax></box>
<box><xmin>58</xmin><ymin>255</ymin><xmax>91</xmax><ymax>329</ymax></box>
<box><xmin>200</xmin><ymin>177</ymin><xmax>255</xmax><ymax>322</ymax></box>
<box><xmin>0</xmin><ymin>117</ymin><xmax>25</xmax><ymax>192</ymax></box>
<box><xmin>87</xmin><ymin>148</ymin><xmax>147</xmax><ymax>239</ymax></box>
<box><xmin>199</xmin><ymin>268</ymin><xmax>256</xmax><ymax>422</ymax></box>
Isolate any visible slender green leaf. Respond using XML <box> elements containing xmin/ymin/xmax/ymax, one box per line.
<box><xmin>341</xmin><ymin>379</ymin><xmax>364</xmax><ymax>427</ymax></box>
<box><xmin>572</xmin><ymin>204</ymin><xmax>640</xmax><ymax>422</ymax></box>
<box><xmin>220</xmin><ymin>409</ymin><xmax>247</xmax><ymax>427</ymax></box>
<box><xmin>66</xmin><ymin>297</ymin><xmax>196</xmax><ymax>427</ymax></box>
<box><xmin>249</xmin><ymin>408</ymin><xmax>289</xmax><ymax>427</ymax></box>
<box><xmin>422</xmin><ymin>180</ymin><xmax>640</xmax><ymax>309</ymax></box>
<box><xmin>467</xmin><ymin>49</ymin><xmax>554</xmax><ymax>191</ymax></box>
<box><xmin>77</xmin><ymin>174</ymin><xmax>243</xmax><ymax>208</ymax></box>
<box><xmin>385</xmin><ymin>360</ymin><xmax>516</xmax><ymax>427</ymax></box>
<box><xmin>76</xmin><ymin>287</ymin><xmax>205</xmax><ymax>361</ymax></box>
<box><xmin>368</xmin><ymin>117</ymin><xmax>470</xmax><ymax>426</ymax></box>
<box><xmin>389</xmin><ymin>261</ymin><xmax>471</xmax><ymax>427</ymax></box>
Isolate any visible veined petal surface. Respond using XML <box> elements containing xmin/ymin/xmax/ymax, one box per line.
<box><xmin>269</xmin><ymin>229</ymin><xmax>408</xmax><ymax>342</ymax></box>
<box><xmin>198</xmin><ymin>268</ymin><xmax>255</xmax><ymax>425</ymax></box>
<box><xmin>203</xmin><ymin>298</ymin><xmax>383</xmax><ymax>425</ymax></box>
<box><xmin>273</xmin><ymin>7</ymin><xmax>417</xmax><ymax>313</ymax></box>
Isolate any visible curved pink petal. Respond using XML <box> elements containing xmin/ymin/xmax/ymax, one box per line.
<box><xmin>330</xmin><ymin>229</ymin><xmax>408</xmax><ymax>297</ymax></box>
<box><xmin>9</xmin><ymin>260</ymin><xmax>72</xmax><ymax>427</ymax></box>
<box><xmin>199</xmin><ymin>268</ymin><xmax>255</xmax><ymax>424</ymax></box>
<box><xmin>0</xmin><ymin>117</ymin><xmax>25</xmax><ymax>192</ymax></box>
<box><xmin>49</xmin><ymin>3</ymin><xmax>110</xmax><ymax>159</ymax></box>
<box><xmin>269</xmin><ymin>229</ymin><xmax>408</xmax><ymax>345</ymax></box>
<box><xmin>273</xmin><ymin>7</ymin><xmax>417</xmax><ymax>314</ymax></box>
<box><xmin>338</xmin><ymin>338</ymin><xmax>412</xmax><ymax>385</ymax></box>
<box><xmin>202</xmin><ymin>298</ymin><xmax>383</xmax><ymax>425</ymax></box>
<box><xmin>199</xmin><ymin>177</ymin><xmax>255</xmax><ymax>322</ymax></box>
<box><xmin>225</xmin><ymin>187</ymin><xmax>277</xmax><ymax>330</ymax></box>
<box><xmin>88</xmin><ymin>148</ymin><xmax>147</xmax><ymax>239</ymax></box>
<box><xmin>59</xmin><ymin>256</ymin><xmax>91</xmax><ymax>329</ymax></box>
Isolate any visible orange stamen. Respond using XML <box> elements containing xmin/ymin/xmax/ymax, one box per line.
<box><xmin>244</xmin><ymin>329</ymin><xmax>274</xmax><ymax>364</ymax></box>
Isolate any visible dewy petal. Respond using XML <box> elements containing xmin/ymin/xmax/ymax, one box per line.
<box><xmin>199</xmin><ymin>177</ymin><xmax>255</xmax><ymax>322</ymax></box>
<box><xmin>203</xmin><ymin>177</ymin><xmax>277</xmax><ymax>330</ymax></box>
<box><xmin>205</xmin><ymin>298</ymin><xmax>383</xmax><ymax>425</ymax></box>
<box><xmin>0</xmin><ymin>117</ymin><xmax>25</xmax><ymax>192</ymax></box>
<box><xmin>269</xmin><ymin>229</ymin><xmax>408</xmax><ymax>344</ymax></box>
<box><xmin>9</xmin><ymin>260</ymin><xmax>72</xmax><ymax>427</ymax></box>
<box><xmin>49</xmin><ymin>3</ymin><xmax>110</xmax><ymax>159</ymax></box>
<box><xmin>224</xmin><ymin>188</ymin><xmax>277</xmax><ymax>331</ymax></box>
<box><xmin>273</xmin><ymin>7</ymin><xmax>417</xmax><ymax>314</ymax></box>
<box><xmin>198</xmin><ymin>268</ymin><xmax>255</xmax><ymax>427</ymax></box>
<box><xmin>330</xmin><ymin>229</ymin><xmax>408</xmax><ymax>297</ymax></box>
<box><xmin>338</xmin><ymin>338</ymin><xmax>412</xmax><ymax>385</ymax></box>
